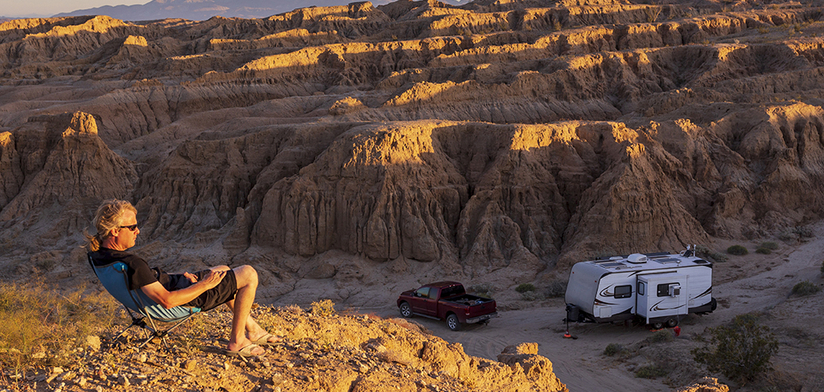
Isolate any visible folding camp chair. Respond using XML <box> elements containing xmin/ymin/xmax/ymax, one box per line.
<box><xmin>88</xmin><ymin>257</ymin><xmax>201</xmax><ymax>349</ymax></box>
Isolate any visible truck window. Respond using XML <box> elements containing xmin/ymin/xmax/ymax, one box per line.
<box><xmin>440</xmin><ymin>285</ymin><xmax>465</xmax><ymax>298</ymax></box>
<box><xmin>614</xmin><ymin>285</ymin><xmax>632</xmax><ymax>298</ymax></box>
<box><xmin>415</xmin><ymin>287</ymin><xmax>431</xmax><ymax>298</ymax></box>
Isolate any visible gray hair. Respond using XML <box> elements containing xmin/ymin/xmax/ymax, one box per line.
<box><xmin>85</xmin><ymin>199</ymin><xmax>137</xmax><ymax>251</ymax></box>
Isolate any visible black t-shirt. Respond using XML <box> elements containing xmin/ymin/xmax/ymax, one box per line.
<box><xmin>89</xmin><ymin>248</ymin><xmax>171</xmax><ymax>291</ymax></box>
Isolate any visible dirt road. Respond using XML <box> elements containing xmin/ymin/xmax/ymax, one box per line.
<box><xmin>373</xmin><ymin>222</ymin><xmax>824</xmax><ymax>391</ymax></box>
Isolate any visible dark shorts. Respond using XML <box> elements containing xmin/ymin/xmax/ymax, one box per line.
<box><xmin>169</xmin><ymin>269</ymin><xmax>237</xmax><ymax>312</ymax></box>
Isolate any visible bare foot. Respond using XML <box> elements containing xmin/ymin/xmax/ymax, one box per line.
<box><xmin>248</xmin><ymin>332</ymin><xmax>282</xmax><ymax>345</ymax></box>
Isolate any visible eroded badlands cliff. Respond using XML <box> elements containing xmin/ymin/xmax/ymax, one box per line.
<box><xmin>1</xmin><ymin>0</ymin><xmax>823</xmax><ymax>300</ymax></box>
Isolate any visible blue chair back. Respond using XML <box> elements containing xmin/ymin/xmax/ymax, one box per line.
<box><xmin>90</xmin><ymin>260</ymin><xmax>200</xmax><ymax>322</ymax></box>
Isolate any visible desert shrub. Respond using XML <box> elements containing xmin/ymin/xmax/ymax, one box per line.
<box><xmin>756</xmin><ymin>247</ymin><xmax>772</xmax><ymax>255</ymax></box>
<box><xmin>468</xmin><ymin>283</ymin><xmax>493</xmax><ymax>298</ymax></box>
<box><xmin>793</xmin><ymin>225</ymin><xmax>813</xmax><ymax>238</ymax></box>
<box><xmin>692</xmin><ymin>313</ymin><xmax>779</xmax><ymax>383</ymax></box>
<box><xmin>310</xmin><ymin>299</ymin><xmax>336</xmax><ymax>317</ymax></box>
<box><xmin>635</xmin><ymin>364</ymin><xmax>668</xmax><ymax>379</ymax></box>
<box><xmin>761</xmin><ymin>242</ymin><xmax>779</xmax><ymax>250</ymax></box>
<box><xmin>778</xmin><ymin>230</ymin><xmax>797</xmax><ymax>242</ymax></box>
<box><xmin>646</xmin><ymin>329</ymin><xmax>675</xmax><ymax>344</ymax></box>
<box><xmin>644</xmin><ymin>6</ymin><xmax>662</xmax><ymax>22</ymax></box>
<box><xmin>791</xmin><ymin>281</ymin><xmax>820</xmax><ymax>296</ymax></box>
<box><xmin>515</xmin><ymin>283</ymin><xmax>536</xmax><ymax>293</ymax></box>
<box><xmin>545</xmin><ymin>279</ymin><xmax>567</xmax><ymax>298</ymax></box>
<box><xmin>695</xmin><ymin>245</ymin><xmax>728</xmax><ymax>263</ymax></box>
<box><xmin>726</xmin><ymin>245</ymin><xmax>748</xmax><ymax>255</ymax></box>
<box><xmin>0</xmin><ymin>282</ymin><xmax>118</xmax><ymax>371</ymax></box>
<box><xmin>520</xmin><ymin>291</ymin><xmax>544</xmax><ymax>301</ymax></box>
<box><xmin>603</xmin><ymin>343</ymin><xmax>626</xmax><ymax>356</ymax></box>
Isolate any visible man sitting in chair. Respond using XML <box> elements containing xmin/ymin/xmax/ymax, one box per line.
<box><xmin>86</xmin><ymin>199</ymin><xmax>279</xmax><ymax>357</ymax></box>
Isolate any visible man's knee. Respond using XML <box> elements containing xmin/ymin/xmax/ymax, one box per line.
<box><xmin>233</xmin><ymin>265</ymin><xmax>258</xmax><ymax>287</ymax></box>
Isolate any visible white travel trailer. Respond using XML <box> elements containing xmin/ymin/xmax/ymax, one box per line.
<box><xmin>564</xmin><ymin>247</ymin><xmax>716</xmax><ymax>329</ymax></box>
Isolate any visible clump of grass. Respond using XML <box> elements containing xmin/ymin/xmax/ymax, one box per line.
<box><xmin>794</xmin><ymin>225</ymin><xmax>813</xmax><ymax>238</ymax></box>
<box><xmin>692</xmin><ymin>313</ymin><xmax>778</xmax><ymax>383</ymax></box>
<box><xmin>520</xmin><ymin>291</ymin><xmax>544</xmax><ymax>301</ymax></box>
<box><xmin>310</xmin><ymin>299</ymin><xmax>336</xmax><ymax>317</ymax></box>
<box><xmin>646</xmin><ymin>329</ymin><xmax>675</xmax><ymax>344</ymax></box>
<box><xmin>726</xmin><ymin>245</ymin><xmax>748</xmax><ymax>256</ymax></box>
<box><xmin>791</xmin><ymin>281</ymin><xmax>821</xmax><ymax>296</ymax></box>
<box><xmin>603</xmin><ymin>343</ymin><xmax>627</xmax><ymax>356</ymax></box>
<box><xmin>761</xmin><ymin>242</ymin><xmax>779</xmax><ymax>250</ymax></box>
<box><xmin>0</xmin><ymin>282</ymin><xmax>118</xmax><ymax>373</ymax></box>
<box><xmin>780</xmin><ymin>226</ymin><xmax>815</xmax><ymax>243</ymax></box>
<box><xmin>468</xmin><ymin>283</ymin><xmax>493</xmax><ymax>298</ymax></box>
<box><xmin>635</xmin><ymin>364</ymin><xmax>669</xmax><ymax>379</ymax></box>
<box><xmin>515</xmin><ymin>283</ymin><xmax>536</xmax><ymax>293</ymax></box>
<box><xmin>544</xmin><ymin>279</ymin><xmax>567</xmax><ymax>298</ymax></box>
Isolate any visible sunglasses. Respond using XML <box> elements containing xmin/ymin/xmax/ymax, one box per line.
<box><xmin>119</xmin><ymin>224</ymin><xmax>139</xmax><ymax>231</ymax></box>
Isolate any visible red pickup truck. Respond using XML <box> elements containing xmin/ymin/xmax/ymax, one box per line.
<box><xmin>397</xmin><ymin>281</ymin><xmax>498</xmax><ymax>331</ymax></box>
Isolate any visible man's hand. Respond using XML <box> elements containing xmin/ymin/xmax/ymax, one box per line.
<box><xmin>199</xmin><ymin>269</ymin><xmax>227</xmax><ymax>289</ymax></box>
<box><xmin>183</xmin><ymin>272</ymin><xmax>198</xmax><ymax>283</ymax></box>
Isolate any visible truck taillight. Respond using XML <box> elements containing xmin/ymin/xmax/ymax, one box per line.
<box><xmin>465</xmin><ymin>309</ymin><xmax>470</xmax><ymax>315</ymax></box>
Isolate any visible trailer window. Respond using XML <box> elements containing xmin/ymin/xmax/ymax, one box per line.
<box><xmin>637</xmin><ymin>282</ymin><xmax>645</xmax><ymax>296</ymax></box>
<box><xmin>657</xmin><ymin>283</ymin><xmax>676</xmax><ymax>297</ymax></box>
<box><xmin>614</xmin><ymin>285</ymin><xmax>632</xmax><ymax>298</ymax></box>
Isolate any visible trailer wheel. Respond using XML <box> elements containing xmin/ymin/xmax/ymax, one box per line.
<box><xmin>666</xmin><ymin>318</ymin><xmax>678</xmax><ymax>328</ymax></box>
<box><xmin>399</xmin><ymin>302</ymin><xmax>412</xmax><ymax>318</ymax></box>
<box><xmin>651</xmin><ymin>321</ymin><xmax>664</xmax><ymax>330</ymax></box>
<box><xmin>446</xmin><ymin>314</ymin><xmax>461</xmax><ymax>331</ymax></box>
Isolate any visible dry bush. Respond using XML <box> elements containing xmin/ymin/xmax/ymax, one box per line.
<box><xmin>603</xmin><ymin>343</ymin><xmax>627</xmax><ymax>357</ymax></box>
<box><xmin>544</xmin><ymin>279</ymin><xmax>567</xmax><ymax>298</ymax></box>
<box><xmin>791</xmin><ymin>281</ymin><xmax>820</xmax><ymax>296</ymax></box>
<box><xmin>0</xmin><ymin>282</ymin><xmax>118</xmax><ymax>372</ymax></box>
<box><xmin>692</xmin><ymin>313</ymin><xmax>779</xmax><ymax>383</ymax></box>
<box><xmin>645</xmin><ymin>329</ymin><xmax>675</xmax><ymax>344</ymax></box>
<box><xmin>310</xmin><ymin>299</ymin><xmax>336</xmax><ymax>317</ymax></box>
<box><xmin>726</xmin><ymin>245</ymin><xmax>748</xmax><ymax>255</ymax></box>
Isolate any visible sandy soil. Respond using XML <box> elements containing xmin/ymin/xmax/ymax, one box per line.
<box><xmin>360</xmin><ymin>223</ymin><xmax>824</xmax><ymax>391</ymax></box>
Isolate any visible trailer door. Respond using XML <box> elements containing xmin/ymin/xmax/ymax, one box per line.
<box><xmin>637</xmin><ymin>273</ymin><xmax>688</xmax><ymax>324</ymax></box>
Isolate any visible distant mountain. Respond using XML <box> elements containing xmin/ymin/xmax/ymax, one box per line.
<box><xmin>54</xmin><ymin>0</ymin><xmax>468</xmax><ymax>21</ymax></box>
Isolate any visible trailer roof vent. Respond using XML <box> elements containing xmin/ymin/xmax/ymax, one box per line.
<box><xmin>626</xmin><ymin>253</ymin><xmax>648</xmax><ymax>264</ymax></box>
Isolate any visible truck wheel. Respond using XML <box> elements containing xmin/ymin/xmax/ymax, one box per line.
<box><xmin>446</xmin><ymin>314</ymin><xmax>461</xmax><ymax>331</ymax></box>
<box><xmin>666</xmin><ymin>318</ymin><xmax>678</xmax><ymax>328</ymax></box>
<box><xmin>399</xmin><ymin>302</ymin><xmax>412</xmax><ymax>318</ymax></box>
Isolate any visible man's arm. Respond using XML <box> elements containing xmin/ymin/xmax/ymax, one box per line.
<box><xmin>141</xmin><ymin>269</ymin><xmax>227</xmax><ymax>309</ymax></box>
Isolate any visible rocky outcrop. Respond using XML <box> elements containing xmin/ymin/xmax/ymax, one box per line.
<box><xmin>1</xmin><ymin>0</ymin><xmax>824</xmax><ymax>290</ymax></box>
<box><xmin>674</xmin><ymin>377</ymin><xmax>730</xmax><ymax>392</ymax></box>
<box><xmin>0</xmin><ymin>112</ymin><xmax>136</xmax><ymax>253</ymax></box>
<box><xmin>4</xmin><ymin>303</ymin><xmax>569</xmax><ymax>392</ymax></box>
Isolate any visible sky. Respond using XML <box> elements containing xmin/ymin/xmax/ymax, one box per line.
<box><xmin>2</xmin><ymin>0</ymin><xmax>148</xmax><ymax>18</ymax></box>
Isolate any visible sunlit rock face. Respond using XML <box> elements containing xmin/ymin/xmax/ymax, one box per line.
<box><xmin>1</xmin><ymin>0</ymin><xmax>824</xmax><ymax>291</ymax></box>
